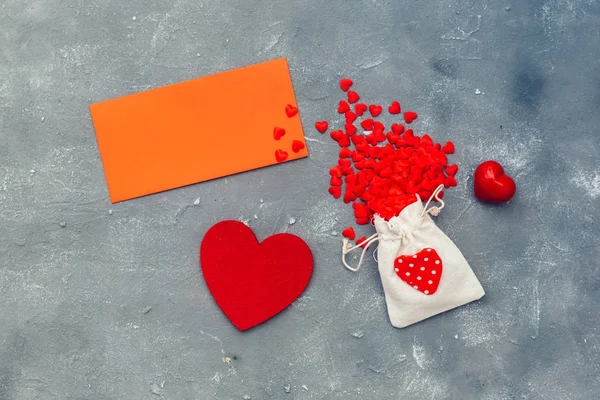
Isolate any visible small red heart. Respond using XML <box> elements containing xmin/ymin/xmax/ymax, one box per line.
<box><xmin>356</xmin><ymin>236</ymin><xmax>367</xmax><ymax>249</ymax></box>
<box><xmin>345</xmin><ymin>111</ymin><xmax>357</xmax><ymax>123</ymax></box>
<box><xmin>345</xmin><ymin>123</ymin><xmax>357</xmax><ymax>136</ymax></box>
<box><xmin>369</xmin><ymin>104</ymin><xmax>383</xmax><ymax>117</ymax></box>
<box><xmin>355</xmin><ymin>103</ymin><xmax>367</xmax><ymax>116</ymax></box>
<box><xmin>285</xmin><ymin>104</ymin><xmax>298</xmax><ymax>118</ymax></box>
<box><xmin>347</xmin><ymin>90</ymin><xmax>360</xmax><ymax>104</ymax></box>
<box><xmin>340</xmin><ymin>78</ymin><xmax>353</xmax><ymax>92</ymax></box>
<box><xmin>338</xmin><ymin>100</ymin><xmax>351</xmax><ymax>114</ymax></box>
<box><xmin>441</xmin><ymin>141</ymin><xmax>455</xmax><ymax>154</ymax></box>
<box><xmin>342</xmin><ymin>227</ymin><xmax>356</xmax><ymax>240</ymax></box>
<box><xmin>445</xmin><ymin>164</ymin><xmax>458</xmax><ymax>176</ymax></box>
<box><xmin>328</xmin><ymin>186</ymin><xmax>342</xmax><ymax>199</ymax></box>
<box><xmin>315</xmin><ymin>121</ymin><xmax>329</xmax><ymax>134</ymax></box>
<box><xmin>391</xmin><ymin>123</ymin><xmax>405</xmax><ymax>135</ymax></box>
<box><xmin>273</xmin><ymin>127</ymin><xmax>286</xmax><ymax>140</ymax></box>
<box><xmin>291</xmin><ymin>140</ymin><xmax>305</xmax><ymax>153</ymax></box>
<box><xmin>394</xmin><ymin>248</ymin><xmax>442</xmax><ymax>295</ymax></box>
<box><xmin>474</xmin><ymin>160</ymin><xmax>516</xmax><ymax>203</ymax></box>
<box><xmin>330</xmin><ymin>130</ymin><xmax>343</xmax><ymax>141</ymax></box>
<box><xmin>444</xmin><ymin>175</ymin><xmax>457</xmax><ymax>188</ymax></box>
<box><xmin>361</xmin><ymin>119</ymin><xmax>374</xmax><ymax>131</ymax></box>
<box><xmin>200</xmin><ymin>221</ymin><xmax>313</xmax><ymax>330</ymax></box>
<box><xmin>388</xmin><ymin>101</ymin><xmax>401</xmax><ymax>114</ymax></box>
<box><xmin>275</xmin><ymin>149</ymin><xmax>288</xmax><ymax>162</ymax></box>
<box><xmin>404</xmin><ymin>111</ymin><xmax>418</xmax><ymax>124</ymax></box>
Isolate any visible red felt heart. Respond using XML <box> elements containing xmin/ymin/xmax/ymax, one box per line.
<box><xmin>201</xmin><ymin>221</ymin><xmax>313</xmax><ymax>330</ymax></box>
<box><xmin>273</xmin><ymin>127</ymin><xmax>286</xmax><ymax>140</ymax></box>
<box><xmin>474</xmin><ymin>160</ymin><xmax>516</xmax><ymax>203</ymax></box>
<box><xmin>445</xmin><ymin>164</ymin><xmax>458</xmax><ymax>176</ymax></box>
<box><xmin>329</xmin><ymin>186</ymin><xmax>342</xmax><ymax>198</ymax></box>
<box><xmin>388</xmin><ymin>101</ymin><xmax>401</xmax><ymax>114</ymax></box>
<box><xmin>347</xmin><ymin>90</ymin><xmax>360</xmax><ymax>104</ymax></box>
<box><xmin>340</xmin><ymin>78</ymin><xmax>353</xmax><ymax>92</ymax></box>
<box><xmin>369</xmin><ymin>104</ymin><xmax>383</xmax><ymax>117</ymax></box>
<box><xmin>291</xmin><ymin>140</ymin><xmax>305</xmax><ymax>153</ymax></box>
<box><xmin>285</xmin><ymin>104</ymin><xmax>298</xmax><ymax>118</ymax></box>
<box><xmin>275</xmin><ymin>149</ymin><xmax>288</xmax><ymax>162</ymax></box>
<box><xmin>404</xmin><ymin>111</ymin><xmax>418</xmax><ymax>124</ymax></box>
<box><xmin>441</xmin><ymin>141</ymin><xmax>455</xmax><ymax>154</ymax></box>
<box><xmin>355</xmin><ymin>103</ymin><xmax>367</xmax><ymax>116</ymax></box>
<box><xmin>338</xmin><ymin>100</ymin><xmax>351</xmax><ymax>114</ymax></box>
<box><xmin>315</xmin><ymin>121</ymin><xmax>329</xmax><ymax>134</ymax></box>
<box><xmin>345</xmin><ymin>111</ymin><xmax>357</xmax><ymax>123</ymax></box>
<box><xmin>342</xmin><ymin>227</ymin><xmax>356</xmax><ymax>240</ymax></box>
<box><xmin>361</xmin><ymin>118</ymin><xmax>374</xmax><ymax>131</ymax></box>
<box><xmin>394</xmin><ymin>248</ymin><xmax>442</xmax><ymax>295</ymax></box>
<box><xmin>391</xmin><ymin>123</ymin><xmax>405</xmax><ymax>135</ymax></box>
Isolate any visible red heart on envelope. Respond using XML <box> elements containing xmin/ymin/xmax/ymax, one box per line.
<box><xmin>200</xmin><ymin>221</ymin><xmax>313</xmax><ymax>330</ymax></box>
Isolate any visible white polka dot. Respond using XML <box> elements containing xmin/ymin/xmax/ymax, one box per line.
<box><xmin>420</xmin><ymin>267</ymin><xmax>425</xmax><ymax>271</ymax></box>
<box><xmin>435</xmin><ymin>260</ymin><xmax>440</xmax><ymax>265</ymax></box>
<box><xmin>427</xmin><ymin>249</ymin><xmax>431</xmax><ymax>252</ymax></box>
<box><xmin>432</xmin><ymin>270</ymin><xmax>437</xmax><ymax>275</ymax></box>
<box><xmin>428</xmin><ymin>280</ymin><xmax>433</xmax><ymax>284</ymax></box>
<box><xmin>424</xmin><ymin>290</ymin><xmax>429</xmax><ymax>294</ymax></box>
<box><xmin>424</xmin><ymin>258</ymin><xmax>429</xmax><ymax>261</ymax></box>
<box><xmin>413</xmin><ymin>255</ymin><xmax>417</xmax><ymax>258</ymax></box>
<box><xmin>413</xmin><ymin>285</ymin><xmax>419</xmax><ymax>289</ymax></box>
<box><xmin>417</xmin><ymin>276</ymin><xmax>422</xmax><ymax>281</ymax></box>
<box><xmin>398</xmin><ymin>259</ymin><xmax>403</xmax><ymax>263</ymax></box>
<box><xmin>409</xmin><ymin>263</ymin><xmax>414</xmax><ymax>267</ymax></box>
<box><xmin>394</xmin><ymin>268</ymin><xmax>399</xmax><ymax>272</ymax></box>
<box><xmin>405</xmin><ymin>272</ymin><xmax>410</xmax><ymax>276</ymax></box>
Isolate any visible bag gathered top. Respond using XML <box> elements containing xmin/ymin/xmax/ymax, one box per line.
<box><xmin>342</xmin><ymin>185</ymin><xmax>485</xmax><ymax>328</ymax></box>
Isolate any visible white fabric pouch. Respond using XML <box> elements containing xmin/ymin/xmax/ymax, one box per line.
<box><xmin>342</xmin><ymin>188</ymin><xmax>485</xmax><ymax>328</ymax></box>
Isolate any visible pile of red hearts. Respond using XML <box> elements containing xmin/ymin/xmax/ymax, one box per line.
<box><xmin>315</xmin><ymin>78</ymin><xmax>458</xmax><ymax>244</ymax></box>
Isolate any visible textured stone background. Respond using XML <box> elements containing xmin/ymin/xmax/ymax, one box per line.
<box><xmin>1</xmin><ymin>0</ymin><xmax>599</xmax><ymax>399</ymax></box>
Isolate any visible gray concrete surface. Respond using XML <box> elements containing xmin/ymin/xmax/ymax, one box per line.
<box><xmin>1</xmin><ymin>0</ymin><xmax>600</xmax><ymax>399</ymax></box>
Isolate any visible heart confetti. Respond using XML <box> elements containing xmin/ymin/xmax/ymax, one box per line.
<box><xmin>338</xmin><ymin>100</ymin><xmax>351</xmax><ymax>114</ymax></box>
<box><xmin>275</xmin><ymin>149</ymin><xmax>288</xmax><ymax>162</ymax></box>
<box><xmin>292</xmin><ymin>140</ymin><xmax>305</xmax><ymax>153</ymax></box>
<box><xmin>340</xmin><ymin>78</ymin><xmax>353</xmax><ymax>92</ymax></box>
<box><xmin>347</xmin><ymin>90</ymin><xmax>360</xmax><ymax>104</ymax></box>
<box><xmin>315</xmin><ymin>78</ymin><xmax>459</xmax><ymax>227</ymax></box>
<box><xmin>315</xmin><ymin>121</ymin><xmax>329</xmax><ymax>134</ymax></box>
<box><xmin>388</xmin><ymin>101</ymin><xmax>401</xmax><ymax>114</ymax></box>
<box><xmin>273</xmin><ymin>127</ymin><xmax>286</xmax><ymax>140</ymax></box>
<box><xmin>355</xmin><ymin>103</ymin><xmax>368</xmax><ymax>116</ymax></box>
<box><xmin>404</xmin><ymin>111</ymin><xmax>418</xmax><ymax>124</ymax></box>
<box><xmin>285</xmin><ymin>104</ymin><xmax>298</xmax><ymax>118</ymax></box>
<box><xmin>369</xmin><ymin>104</ymin><xmax>383</xmax><ymax>117</ymax></box>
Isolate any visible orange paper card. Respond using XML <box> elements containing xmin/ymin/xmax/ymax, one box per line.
<box><xmin>90</xmin><ymin>58</ymin><xmax>307</xmax><ymax>203</ymax></box>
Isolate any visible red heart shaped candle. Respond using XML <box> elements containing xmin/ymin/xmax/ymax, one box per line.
<box><xmin>474</xmin><ymin>160</ymin><xmax>516</xmax><ymax>202</ymax></box>
<box><xmin>200</xmin><ymin>221</ymin><xmax>313</xmax><ymax>330</ymax></box>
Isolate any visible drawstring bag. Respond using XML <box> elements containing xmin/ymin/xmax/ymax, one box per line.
<box><xmin>342</xmin><ymin>185</ymin><xmax>485</xmax><ymax>328</ymax></box>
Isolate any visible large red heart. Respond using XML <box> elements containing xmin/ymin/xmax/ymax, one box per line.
<box><xmin>474</xmin><ymin>160</ymin><xmax>516</xmax><ymax>202</ymax></box>
<box><xmin>200</xmin><ymin>221</ymin><xmax>313</xmax><ymax>330</ymax></box>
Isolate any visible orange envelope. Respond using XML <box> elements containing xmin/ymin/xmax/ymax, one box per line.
<box><xmin>90</xmin><ymin>58</ymin><xmax>307</xmax><ymax>203</ymax></box>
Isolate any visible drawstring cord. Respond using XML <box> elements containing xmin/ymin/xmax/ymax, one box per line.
<box><xmin>342</xmin><ymin>233</ymin><xmax>380</xmax><ymax>272</ymax></box>
<box><xmin>342</xmin><ymin>184</ymin><xmax>445</xmax><ymax>272</ymax></box>
<box><xmin>420</xmin><ymin>184</ymin><xmax>445</xmax><ymax>218</ymax></box>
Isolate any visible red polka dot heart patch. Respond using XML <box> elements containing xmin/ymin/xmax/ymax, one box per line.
<box><xmin>394</xmin><ymin>248</ymin><xmax>442</xmax><ymax>295</ymax></box>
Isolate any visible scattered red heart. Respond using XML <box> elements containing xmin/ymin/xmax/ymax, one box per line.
<box><xmin>273</xmin><ymin>127</ymin><xmax>285</xmax><ymax>140</ymax></box>
<box><xmin>275</xmin><ymin>149</ymin><xmax>288</xmax><ymax>162</ymax></box>
<box><xmin>285</xmin><ymin>104</ymin><xmax>298</xmax><ymax>118</ymax></box>
<box><xmin>340</xmin><ymin>78</ymin><xmax>353</xmax><ymax>92</ymax></box>
<box><xmin>292</xmin><ymin>140</ymin><xmax>305</xmax><ymax>153</ymax></box>
<box><xmin>388</xmin><ymin>101</ymin><xmax>401</xmax><ymax>114</ymax></box>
